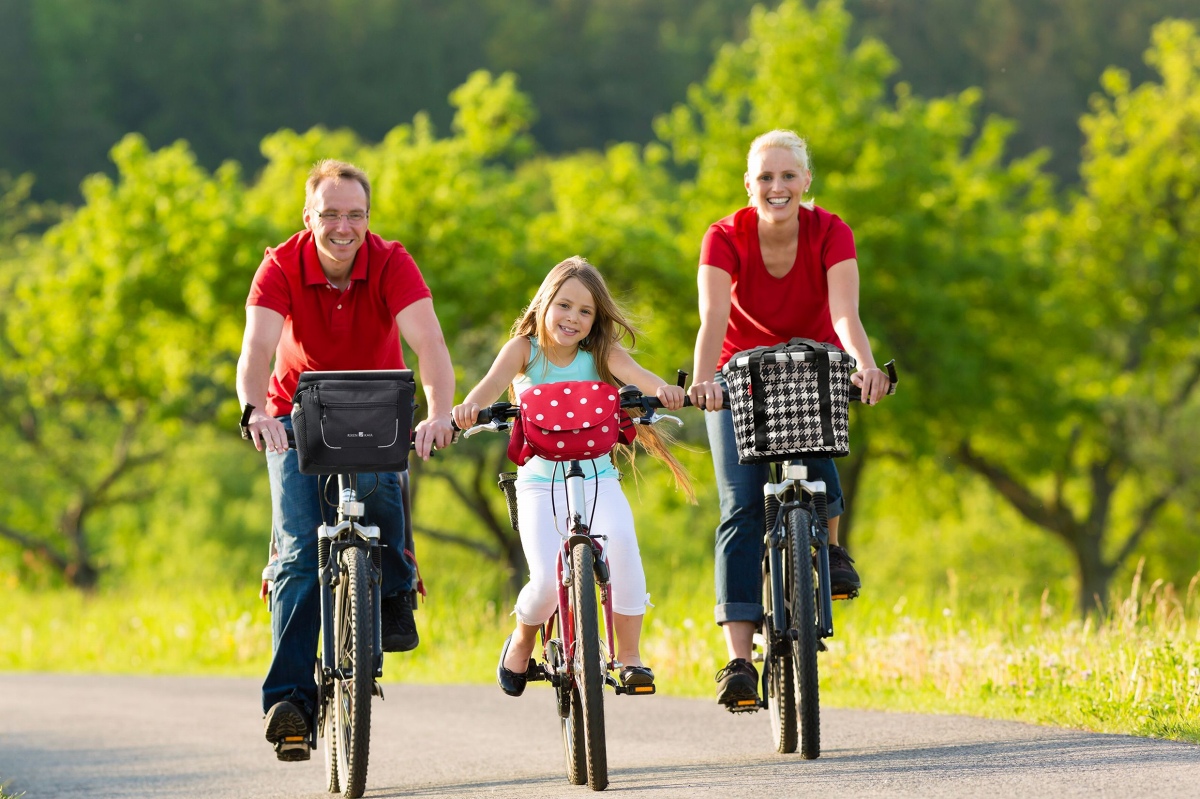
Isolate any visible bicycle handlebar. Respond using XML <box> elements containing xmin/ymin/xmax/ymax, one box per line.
<box><xmin>238</xmin><ymin>403</ymin><xmax>419</xmax><ymax>452</ymax></box>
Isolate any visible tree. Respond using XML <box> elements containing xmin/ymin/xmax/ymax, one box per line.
<box><xmin>959</xmin><ymin>19</ymin><xmax>1200</xmax><ymax>610</ymax></box>
<box><xmin>0</xmin><ymin>136</ymin><xmax>268</xmax><ymax>587</ymax></box>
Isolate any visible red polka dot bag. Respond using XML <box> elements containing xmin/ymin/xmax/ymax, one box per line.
<box><xmin>507</xmin><ymin>381</ymin><xmax>637</xmax><ymax>466</ymax></box>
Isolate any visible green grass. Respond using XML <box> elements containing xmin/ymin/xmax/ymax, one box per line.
<box><xmin>4</xmin><ymin>564</ymin><xmax>1197</xmax><ymax>744</ymax></box>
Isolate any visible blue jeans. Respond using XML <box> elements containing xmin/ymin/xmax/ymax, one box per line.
<box><xmin>706</xmin><ymin>384</ymin><xmax>844</xmax><ymax>627</ymax></box>
<box><xmin>262</xmin><ymin>415</ymin><xmax>413</xmax><ymax>716</ymax></box>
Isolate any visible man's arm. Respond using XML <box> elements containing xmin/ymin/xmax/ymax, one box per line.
<box><xmin>236</xmin><ymin>305</ymin><xmax>286</xmax><ymax>451</ymax></box>
<box><xmin>395</xmin><ymin>297</ymin><xmax>456</xmax><ymax>459</ymax></box>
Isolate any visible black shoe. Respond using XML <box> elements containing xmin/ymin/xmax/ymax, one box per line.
<box><xmin>382</xmin><ymin>593</ymin><xmax>418</xmax><ymax>652</ymax></box>
<box><xmin>619</xmin><ymin>665</ymin><xmax>655</xmax><ymax>688</ymax></box>
<box><xmin>828</xmin><ymin>545</ymin><xmax>862</xmax><ymax>595</ymax></box>
<box><xmin>715</xmin><ymin>658</ymin><xmax>759</xmax><ymax>708</ymax></box>
<box><xmin>497</xmin><ymin>634</ymin><xmax>532</xmax><ymax>697</ymax></box>
<box><xmin>264</xmin><ymin>700</ymin><xmax>310</xmax><ymax>762</ymax></box>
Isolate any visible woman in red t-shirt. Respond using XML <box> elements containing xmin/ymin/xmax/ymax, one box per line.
<box><xmin>687</xmin><ymin>129</ymin><xmax>891</xmax><ymax>709</ymax></box>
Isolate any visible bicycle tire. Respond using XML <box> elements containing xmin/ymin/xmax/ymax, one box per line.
<box><xmin>786</xmin><ymin>507</ymin><xmax>821</xmax><ymax>759</ymax></box>
<box><xmin>570</xmin><ymin>541</ymin><xmax>608</xmax><ymax>791</ymax></box>
<box><xmin>320</xmin><ymin>664</ymin><xmax>340</xmax><ymax>794</ymax></box>
<box><xmin>333</xmin><ymin>546</ymin><xmax>374</xmax><ymax>797</ymax></box>
<box><xmin>762</xmin><ymin>549</ymin><xmax>798</xmax><ymax>753</ymax></box>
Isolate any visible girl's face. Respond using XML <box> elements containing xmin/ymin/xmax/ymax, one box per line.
<box><xmin>745</xmin><ymin>147</ymin><xmax>811</xmax><ymax>224</ymax></box>
<box><xmin>543</xmin><ymin>277</ymin><xmax>596</xmax><ymax>350</ymax></box>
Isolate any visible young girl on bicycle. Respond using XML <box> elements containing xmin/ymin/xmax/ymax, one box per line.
<box><xmin>452</xmin><ymin>255</ymin><xmax>692</xmax><ymax>696</ymax></box>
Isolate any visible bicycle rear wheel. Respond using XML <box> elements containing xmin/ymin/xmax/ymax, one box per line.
<box><xmin>333</xmin><ymin>545</ymin><xmax>374</xmax><ymax>797</ymax></box>
<box><xmin>762</xmin><ymin>549</ymin><xmax>797</xmax><ymax>753</ymax></box>
<box><xmin>785</xmin><ymin>508</ymin><xmax>821</xmax><ymax>759</ymax></box>
<box><xmin>570</xmin><ymin>541</ymin><xmax>608</xmax><ymax>791</ymax></box>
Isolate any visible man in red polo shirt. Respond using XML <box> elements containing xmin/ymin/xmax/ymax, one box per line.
<box><xmin>236</xmin><ymin>159</ymin><xmax>455</xmax><ymax>761</ymax></box>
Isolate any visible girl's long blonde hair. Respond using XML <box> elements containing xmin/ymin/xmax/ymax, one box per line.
<box><xmin>512</xmin><ymin>256</ymin><xmax>694</xmax><ymax>500</ymax></box>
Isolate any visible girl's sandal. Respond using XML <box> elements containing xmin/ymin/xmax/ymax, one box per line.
<box><xmin>618</xmin><ymin>665</ymin><xmax>655</xmax><ymax>688</ymax></box>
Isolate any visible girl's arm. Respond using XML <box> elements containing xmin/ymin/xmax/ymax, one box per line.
<box><xmin>452</xmin><ymin>337</ymin><xmax>531</xmax><ymax>429</ymax></box>
<box><xmin>607</xmin><ymin>348</ymin><xmax>686</xmax><ymax>411</ymax></box>
<box><xmin>827</xmin><ymin>258</ymin><xmax>889</xmax><ymax>405</ymax></box>
<box><xmin>689</xmin><ymin>264</ymin><xmax>733</xmax><ymax>411</ymax></box>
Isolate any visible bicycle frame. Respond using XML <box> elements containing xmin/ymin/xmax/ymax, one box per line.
<box><xmin>545</xmin><ymin>459</ymin><xmax>625</xmax><ymax>692</ymax></box>
<box><xmin>765</xmin><ymin>462</ymin><xmax>836</xmax><ymax>640</ymax></box>
<box><xmin>318</xmin><ymin>472</ymin><xmax>385</xmax><ymax>681</ymax></box>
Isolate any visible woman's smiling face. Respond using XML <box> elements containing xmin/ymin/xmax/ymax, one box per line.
<box><xmin>745</xmin><ymin>146</ymin><xmax>811</xmax><ymax>223</ymax></box>
<box><xmin>543</xmin><ymin>277</ymin><xmax>596</xmax><ymax>350</ymax></box>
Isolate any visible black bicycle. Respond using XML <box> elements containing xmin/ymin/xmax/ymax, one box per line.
<box><xmin>736</xmin><ymin>360</ymin><xmax>897</xmax><ymax>758</ymax></box>
<box><xmin>242</xmin><ymin>369</ymin><xmax>418</xmax><ymax>798</ymax></box>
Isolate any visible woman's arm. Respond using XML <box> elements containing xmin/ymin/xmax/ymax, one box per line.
<box><xmin>828</xmin><ymin>258</ymin><xmax>889</xmax><ymax>405</ymax></box>
<box><xmin>451</xmin><ymin>337</ymin><xmax>531</xmax><ymax>429</ymax></box>
<box><xmin>689</xmin><ymin>264</ymin><xmax>733</xmax><ymax>410</ymax></box>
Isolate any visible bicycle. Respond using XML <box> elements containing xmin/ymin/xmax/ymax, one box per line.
<box><xmin>732</xmin><ymin>360</ymin><xmax>897</xmax><ymax>759</ymax></box>
<box><xmin>458</xmin><ymin>376</ymin><xmax>690</xmax><ymax>792</ymax></box>
<box><xmin>241</xmin><ymin>369</ymin><xmax>420</xmax><ymax>799</ymax></box>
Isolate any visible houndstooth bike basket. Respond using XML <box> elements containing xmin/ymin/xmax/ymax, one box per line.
<box><xmin>722</xmin><ymin>337</ymin><xmax>856</xmax><ymax>463</ymax></box>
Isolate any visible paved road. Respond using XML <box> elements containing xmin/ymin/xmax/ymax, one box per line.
<box><xmin>1</xmin><ymin>673</ymin><xmax>1197</xmax><ymax>798</ymax></box>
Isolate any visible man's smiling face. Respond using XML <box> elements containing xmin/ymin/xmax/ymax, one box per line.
<box><xmin>303</xmin><ymin>178</ymin><xmax>369</xmax><ymax>275</ymax></box>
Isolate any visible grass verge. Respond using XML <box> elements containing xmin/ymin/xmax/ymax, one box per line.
<box><xmin>2</xmin><ymin>567</ymin><xmax>1196</xmax><ymax>743</ymax></box>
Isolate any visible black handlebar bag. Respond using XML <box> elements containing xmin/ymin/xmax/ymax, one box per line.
<box><xmin>291</xmin><ymin>370</ymin><xmax>416</xmax><ymax>475</ymax></box>
<box><xmin>721</xmin><ymin>338</ymin><xmax>856</xmax><ymax>464</ymax></box>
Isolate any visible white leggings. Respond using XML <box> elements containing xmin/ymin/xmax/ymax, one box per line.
<box><xmin>514</xmin><ymin>476</ymin><xmax>649</xmax><ymax>625</ymax></box>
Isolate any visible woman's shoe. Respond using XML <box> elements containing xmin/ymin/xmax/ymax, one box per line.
<box><xmin>497</xmin><ymin>634</ymin><xmax>529</xmax><ymax>697</ymax></box>
<box><xmin>619</xmin><ymin>665</ymin><xmax>655</xmax><ymax>688</ymax></box>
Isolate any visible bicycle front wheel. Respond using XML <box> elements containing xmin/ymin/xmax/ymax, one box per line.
<box><xmin>333</xmin><ymin>545</ymin><xmax>374</xmax><ymax>797</ymax></box>
<box><xmin>570</xmin><ymin>541</ymin><xmax>608</xmax><ymax>791</ymax></box>
<box><xmin>785</xmin><ymin>507</ymin><xmax>821</xmax><ymax>759</ymax></box>
<box><xmin>762</xmin><ymin>549</ymin><xmax>797</xmax><ymax>754</ymax></box>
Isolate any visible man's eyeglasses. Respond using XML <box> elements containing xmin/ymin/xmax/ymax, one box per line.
<box><xmin>314</xmin><ymin>210</ymin><xmax>368</xmax><ymax>224</ymax></box>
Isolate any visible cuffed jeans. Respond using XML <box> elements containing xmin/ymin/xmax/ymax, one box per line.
<box><xmin>262</xmin><ymin>415</ymin><xmax>413</xmax><ymax>715</ymax></box>
<box><xmin>706</xmin><ymin>378</ymin><xmax>844</xmax><ymax>627</ymax></box>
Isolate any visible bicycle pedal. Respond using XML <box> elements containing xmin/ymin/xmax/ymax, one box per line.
<box><xmin>616</xmin><ymin>684</ymin><xmax>656</xmax><ymax>696</ymax></box>
<box><xmin>832</xmin><ymin>589</ymin><xmax>859</xmax><ymax>601</ymax></box>
<box><xmin>372</xmin><ymin>682</ymin><xmax>385</xmax><ymax>699</ymax></box>
<box><xmin>274</xmin><ymin>740</ymin><xmax>311</xmax><ymax>761</ymax></box>
<box><xmin>725</xmin><ymin>700</ymin><xmax>760</xmax><ymax>714</ymax></box>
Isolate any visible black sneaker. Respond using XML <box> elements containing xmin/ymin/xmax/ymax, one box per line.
<box><xmin>715</xmin><ymin>658</ymin><xmax>759</xmax><ymax>708</ymax></box>
<box><xmin>264</xmin><ymin>700</ymin><xmax>310</xmax><ymax>762</ymax></box>
<box><xmin>828</xmin><ymin>544</ymin><xmax>862</xmax><ymax>595</ymax></box>
<box><xmin>382</xmin><ymin>592</ymin><xmax>418</xmax><ymax>652</ymax></box>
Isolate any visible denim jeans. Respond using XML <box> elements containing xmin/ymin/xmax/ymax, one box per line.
<box><xmin>262</xmin><ymin>415</ymin><xmax>413</xmax><ymax>715</ymax></box>
<box><xmin>706</xmin><ymin>377</ymin><xmax>844</xmax><ymax>626</ymax></box>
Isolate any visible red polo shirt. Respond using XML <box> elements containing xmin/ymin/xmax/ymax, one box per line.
<box><xmin>700</xmin><ymin>205</ymin><xmax>856</xmax><ymax>370</ymax></box>
<box><xmin>246</xmin><ymin>230</ymin><xmax>433</xmax><ymax>416</ymax></box>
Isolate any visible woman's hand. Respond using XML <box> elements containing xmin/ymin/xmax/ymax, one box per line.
<box><xmin>688</xmin><ymin>379</ymin><xmax>724</xmax><ymax>411</ymax></box>
<box><xmin>851</xmin><ymin>367</ymin><xmax>890</xmax><ymax>406</ymax></box>
<box><xmin>452</xmin><ymin>402</ymin><xmax>480</xmax><ymax>431</ymax></box>
<box><xmin>655</xmin><ymin>384</ymin><xmax>687</xmax><ymax>411</ymax></box>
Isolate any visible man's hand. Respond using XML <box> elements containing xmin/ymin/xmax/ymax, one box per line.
<box><xmin>247</xmin><ymin>409</ymin><xmax>289</xmax><ymax>453</ymax></box>
<box><xmin>413</xmin><ymin>414</ymin><xmax>454</xmax><ymax>460</ymax></box>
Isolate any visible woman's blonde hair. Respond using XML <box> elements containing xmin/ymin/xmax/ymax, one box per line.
<box><xmin>512</xmin><ymin>256</ymin><xmax>693</xmax><ymax>500</ymax></box>
<box><xmin>746</xmin><ymin>129</ymin><xmax>814</xmax><ymax>210</ymax></box>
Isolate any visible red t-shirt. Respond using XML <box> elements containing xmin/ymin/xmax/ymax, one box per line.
<box><xmin>246</xmin><ymin>230</ymin><xmax>433</xmax><ymax>416</ymax></box>
<box><xmin>699</xmin><ymin>205</ymin><xmax>856</xmax><ymax>370</ymax></box>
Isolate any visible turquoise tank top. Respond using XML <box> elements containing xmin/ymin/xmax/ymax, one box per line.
<box><xmin>512</xmin><ymin>338</ymin><xmax>620</xmax><ymax>483</ymax></box>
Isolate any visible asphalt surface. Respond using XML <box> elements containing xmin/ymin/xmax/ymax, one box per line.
<box><xmin>1</xmin><ymin>673</ymin><xmax>1198</xmax><ymax>798</ymax></box>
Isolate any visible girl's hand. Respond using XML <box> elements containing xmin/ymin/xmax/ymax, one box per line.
<box><xmin>688</xmin><ymin>380</ymin><xmax>724</xmax><ymax>411</ymax></box>
<box><xmin>851</xmin><ymin>367</ymin><xmax>890</xmax><ymax>406</ymax></box>
<box><xmin>452</xmin><ymin>402</ymin><xmax>480</xmax><ymax>430</ymax></box>
<box><xmin>656</xmin><ymin>384</ymin><xmax>686</xmax><ymax>411</ymax></box>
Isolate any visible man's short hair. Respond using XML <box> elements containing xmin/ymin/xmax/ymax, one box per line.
<box><xmin>305</xmin><ymin>159</ymin><xmax>371</xmax><ymax>209</ymax></box>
